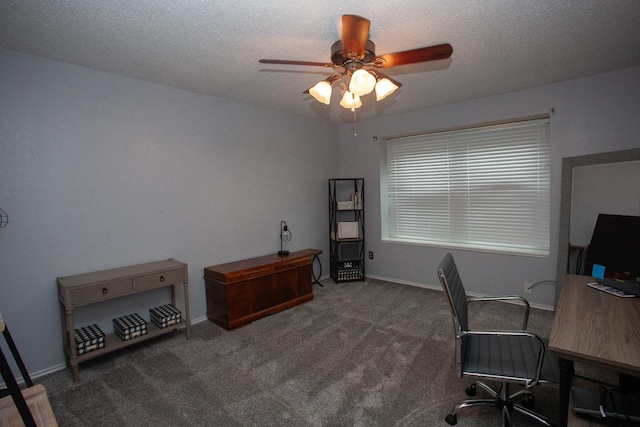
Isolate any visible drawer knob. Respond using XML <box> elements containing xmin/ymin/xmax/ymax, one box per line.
<box><xmin>102</xmin><ymin>287</ymin><xmax>108</xmax><ymax>295</ymax></box>
<box><xmin>160</xmin><ymin>275</ymin><xmax>165</xmax><ymax>282</ymax></box>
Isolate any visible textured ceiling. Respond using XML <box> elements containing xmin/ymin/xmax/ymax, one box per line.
<box><xmin>1</xmin><ymin>0</ymin><xmax>640</xmax><ymax>123</ymax></box>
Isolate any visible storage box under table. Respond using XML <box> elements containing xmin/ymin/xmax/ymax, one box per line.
<box><xmin>74</xmin><ymin>324</ymin><xmax>105</xmax><ymax>355</ymax></box>
<box><xmin>113</xmin><ymin>313</ymin><xmax>147</xmax><ymax>341</ymax></box>
<box><xmin>149</xmin><ymin>304</ymin><xmax>182</xmax><ymax>328</ymax></box>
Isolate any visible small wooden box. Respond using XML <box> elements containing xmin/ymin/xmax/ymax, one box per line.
<box><xmin>113</xmin><ymin>313</ymin><xmax>147</xmax><ymax>341</ymax></box>
<box><xmin>74</xmin><ymin>324</ymin><xmax>105</xmax><ymax>355</ymax></box>
<box><xmin>149</xmin><ymin>304</ymin><xmax>182</xmax><ymax>328</ymax></box>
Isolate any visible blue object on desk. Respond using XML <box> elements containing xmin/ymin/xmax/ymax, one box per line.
<box><xmin>592</xmin><ymin>263</ymin><xmax>605</xmax><ymax>280</ymax></box>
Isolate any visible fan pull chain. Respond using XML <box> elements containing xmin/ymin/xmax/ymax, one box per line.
<box><xmin>353</xmin><ymin>108</ymin><xmax>357</xmax><ymax>137</ymax></box>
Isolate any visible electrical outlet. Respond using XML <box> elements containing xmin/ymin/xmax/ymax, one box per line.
<box><xmin>524</xmin><ymin>282</ymin><xmax>533</xmax><ymax>294</ymax></box>
<box><xmin>368</xmin><ymin>251</ymin><xmax>374</xmax><ymax>259</ymax></box>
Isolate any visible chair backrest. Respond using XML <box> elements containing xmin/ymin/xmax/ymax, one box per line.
<box><xmin>437</xmin><ymin>253</ymin><xmax>469</xmax><ymax>377</ymax></box>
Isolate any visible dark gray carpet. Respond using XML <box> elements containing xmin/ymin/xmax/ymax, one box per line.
<box><xmin>39</xmin><ymin>278</ymin><xmax>566</xmax><ymax>426</ymax></box>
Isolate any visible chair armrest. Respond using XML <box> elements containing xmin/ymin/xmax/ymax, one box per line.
<box><xmin>468</xmin><ymin>295</ymin><xmax>530</xmax><ymax>329</ymax></box>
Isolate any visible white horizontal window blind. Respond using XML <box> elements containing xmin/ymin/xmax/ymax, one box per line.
<box><xmin>384</xmin><ymin>117</ymin><xmax>550</xmax><ymax>256</ymax></box>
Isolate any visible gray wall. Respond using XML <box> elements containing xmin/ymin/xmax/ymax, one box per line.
<box><xmin>0</xmin><ymin>49</ymin><xmax>338</xmax><ymax>375</ymax></box>
<box><xmin>570</xmin><ymin>160</ymin><xmax>640</xmax><ymax>248</ymax></box>
<box><xmin>338</xmin><ymin>66</ymin><xmax>640</xmax><ymax>308</ymax></box>
<box><xmin>2</xmin><ymin>46</ymin><xmax>640</xmax><ymax>376</ymax></box>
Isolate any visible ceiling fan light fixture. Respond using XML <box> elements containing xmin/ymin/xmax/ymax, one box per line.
<box><xmin>260</xmin><ymin>15</ymin><xmax>452</xmax><ymax>113</ymax></box>
<box><xmin>349</xmin><ymin>69</ymin><xmax>376</xmax><ymax>96</ymax></box>
<box><xmin>340</xmin><ymin>91</ymin><xmax>362</xmax><ymax>111</ymax></box>
<box><xmin>375</xmin><ymin>78</ymin><xmax>399</xmax><ymax>101</ymax></box>
<box><xmin>309</xmin><ymin>81</ymin><xmax>332</xmax><ymax>105</ymax></box>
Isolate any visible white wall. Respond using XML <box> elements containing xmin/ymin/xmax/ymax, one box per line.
<box><xmin>570</xmin><ymin>160</ymin><xmax>640</xmax><ymax>247</ymax></box>
<box><xmin>3</xmin><ymin>46</ymin><xmax>639</xmax><ymax>375</ymax></box>
<box><xmin>338</xmin><ymin>66</ymin><xmax>640</xmax><ymax>308</ymax></box>
<box><xmin>0</xmin><ymin>49</ymin><xmax>338</xmax><ymax>374</ymax></box>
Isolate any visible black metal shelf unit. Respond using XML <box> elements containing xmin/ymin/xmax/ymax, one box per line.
<box><xmin>329</xmin><ymin>178</ymin><xmax>365</xmax><ymax>283</ymax></box>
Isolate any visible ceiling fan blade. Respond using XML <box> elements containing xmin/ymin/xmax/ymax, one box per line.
<box><xmin>303</xmin><ymin>74</ymin><xmax>342</xmax><ymax>94</ymax></box>
<box><xmin>259</xmin><ymin>59</ymin><xmax>334</xmax><ymax>68</ymax></box>
<box><xmin>374</xmin><ymin>43</ymin><xmax>453</xmax><ymax>68</ymax></box>
<box><xmin>341</xmin><ymin>15</ymin><xmax>371</xmax><ymax>60</ymax></box>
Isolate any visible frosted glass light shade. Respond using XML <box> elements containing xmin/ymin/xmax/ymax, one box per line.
<box><xmin>375</xmin><ymin>78</ymin><xmax>399</xmax><ymax>101</ymax></box>
<box><xmin>340</xmin><ymin>91</ymin><xmax>362</xmax><ymax>110</ymax></box>
<box><xmin>349</xmin><ymin>70</ymin><xmax>376</xmax><ymax>96</ymax></box>
<box><xmin>309</xmin><ymin>81</ymin><xmax>332</xmax><ymax>105</ymax></box>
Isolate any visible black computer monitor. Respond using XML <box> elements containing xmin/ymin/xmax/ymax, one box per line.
<box><xmin>584</xmin><ymin>214</ymin><xmax>640</xmax><ymax>280</ymax></box>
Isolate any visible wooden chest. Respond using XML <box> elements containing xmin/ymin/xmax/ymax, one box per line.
<box><xmin>204</xmin><ymin>249</ymin><xmax>321</xmax><ymax>330</ymax></box>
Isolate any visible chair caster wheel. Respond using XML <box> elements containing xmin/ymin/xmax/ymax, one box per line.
<box><xmin>465</xmin><ymin>384</ymin><xmax>477</xmax><ymax>396</ymax></box>
<box><xmin>445</xmin><ymin>414</ymin><xmax>457</xmax><ymax>425</ymax></box>
<box><xmin>522</xmin><ymin>394</ymin><xmax>535</xmax><ymax>409</ymax></box>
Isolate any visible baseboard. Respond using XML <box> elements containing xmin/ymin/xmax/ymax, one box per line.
<box><xmin>365</xmin><ymin>274</ymin><xmax>442</xmax><ymax>291</ymax></box>
<box><xmin>191</xmin><ymin>315</ymin><xmax>208</xmax><ymax>325</ymax></box>
<box><xmin>365</xmin><ymin>274</ymin><xmax>554</xmax><ymax>312</ymax></box>
<box><xmin>24</xmin><ymin>363</ymin><xmax>67</xmax><ymax>383</ymax></box>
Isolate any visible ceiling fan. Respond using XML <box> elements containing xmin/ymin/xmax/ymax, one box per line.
<box><xmin>259</xmin><ymin>15</ymin><xmax>453</xmax><ymax>110</ymax></box>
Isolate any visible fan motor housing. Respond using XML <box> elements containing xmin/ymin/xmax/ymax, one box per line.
<box><xmin>331</xmin><ymin>40</ymin><xmax>376</xmax><ymax>67</ymax></box>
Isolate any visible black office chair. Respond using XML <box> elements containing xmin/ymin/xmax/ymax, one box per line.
<box><xmin>437</xmin><ymin>253</ymin><xmax>559</xmax><ymax>426</ymax></box>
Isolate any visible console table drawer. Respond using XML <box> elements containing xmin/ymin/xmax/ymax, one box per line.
<box><xmin>136</xmin><ymin>269</ymin><xmax>185</xmax><ymax>291</ymax></box>
<box><xmin>70</xmin><ymin>279</ymin><xmax>134</xmax><ymax>305</ymax></box>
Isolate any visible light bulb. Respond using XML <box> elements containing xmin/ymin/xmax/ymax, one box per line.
<box><xmin>281</xmin><ymin>223</ymin><xmax>291</xmax><ymax>241</ymax></box>
<box><xmin>349</xmin><ymin>70</ymin><xmax>376</xmax><ymax>96</ymax></box>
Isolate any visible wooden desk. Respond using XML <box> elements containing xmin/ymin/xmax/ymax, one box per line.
<box><xmin>204</xmin><ymin>249</ymin><xmax>321</xmax><ymax>330</ymax></box>
<box><xmin>549</xmin><ymin>274</ymin><xmax>640</xmax><ymax>426</ymax></box>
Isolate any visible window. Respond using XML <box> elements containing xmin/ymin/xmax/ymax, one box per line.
<box><xmin>382</xmin><ymin>117</ymin><xmax>550</xmax><ymax>257</ymax></box>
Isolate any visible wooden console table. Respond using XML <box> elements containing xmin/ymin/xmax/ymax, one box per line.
<box><xmin>58</xmin><ymin>259</ymin><xmax>190</xmax><ymax>382</ymax></box>
<box><xmin>204</xmin><ymin>249</ymin><xmax>321</xmax><ymax>330</ymax></box>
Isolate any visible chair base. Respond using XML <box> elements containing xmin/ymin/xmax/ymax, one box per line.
<box><xmin>445</xmin><ymin>381</ymin><xmax>557</xmax><ymax>427</ymax></box>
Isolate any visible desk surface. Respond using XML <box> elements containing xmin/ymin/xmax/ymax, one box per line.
<box><xmin>549</xmin><ymin>274</ymin><xmax>640</xmax><ymax>376</ymax></box>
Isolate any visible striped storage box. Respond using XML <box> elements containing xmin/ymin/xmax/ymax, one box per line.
<box><xmin>149</xmin><ymin>304</ymin><xmax>182</xmax><ymax>328</ymax></box>
<box><xmin>113</xmin><ymin>313</ymin><xmax>147</xmax><ymax>341</ymax></box>
<box><xmin>74</xmin><ymin>324</ymin><xmax>105</xmax><ymax>355</ymax></box>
